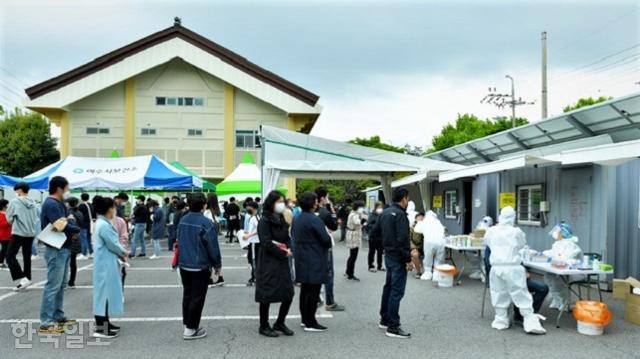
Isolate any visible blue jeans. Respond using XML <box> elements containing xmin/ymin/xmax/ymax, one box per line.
<box><xmin>79</xmin><ymin>229</ymin><xmax>93</xmax><ymax>255</ymax></box>
<box><xmin>130</xmin><ymin>223</ymin><xmax>146</xmax><ymax>256</ymax></box>
<box><xmin>152</xmin><ymin>239</ymin><xmax>161</xmax><ymax>257</ymax></box>
<box><xmin>324</xmin><ymin>249</ymin><xmax>335</xmax><ymax>305</ymax></box>
<box><xmin>40</xmin><ymin>246</ymin><xmax>70</xmax><ymax>326</ymax></box>
<box><xmin>379</xmin><ymin>255</ymin><xmax>407</xmax><ymax>329</ymax></box>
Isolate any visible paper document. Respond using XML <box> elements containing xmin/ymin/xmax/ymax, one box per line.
<box><xmin>237</xmin><ymin>230</ymin><xmax>251</xmax><ymax>249</ymax></box>
<box><xmin>37</xmin><ymin>224</ymin><xmax>67</xmax><ymax>249</ymax></box>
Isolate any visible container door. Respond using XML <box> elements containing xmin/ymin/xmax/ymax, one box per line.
<box><xmin>559</xmin><ymin>167</ymin><xmax>592</xmax><ymax>250</ymax></box>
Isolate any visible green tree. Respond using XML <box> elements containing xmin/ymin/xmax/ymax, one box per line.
<box><xmin>563</xmin><ymin>96</ymin><xmax>612</xmax><ymax>113</ymax></box>
<box><xmin>0</xmin><ymin>108</ymin><xmax>60</xmax><ymax>177</ymax></box>
<box><xmin>427</xmin><ymin>113</ymin><xmax>528</xmax><ymax>153</ymax></box>
<box><xmin>348</xmin><ymin>136</ymin><xmax>405</xmax><ymax>153</ymax></box>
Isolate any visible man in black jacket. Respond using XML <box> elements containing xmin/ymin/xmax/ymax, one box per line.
<box><xmin>77</xmin><ymin>193</ymin><xmax>94</xmax><ymax>258</ymax></box>
<box><xmin>314</xmin><ymin>187</ymin><xmax>345</xmax><ymax>312</ymax></box>
<box><xmin>225</xmin><ymin>197</ymin><xmax>240</xmax><ymax>243</ymax></box>
<box><xmin>130</xmin><ymin>196</ymin><xmax>150</xmax><ymax>257</ymax></box>
<box><xmin>370</xmin><ymin>188</ymin><xmax>412</xmax><ymax>339</ymax></box>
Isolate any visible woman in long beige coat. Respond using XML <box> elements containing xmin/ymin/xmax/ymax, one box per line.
<box><xmin>344</xmin><ymin>201</ymin><xmax>367</xmax><ymax>281</ymax></box>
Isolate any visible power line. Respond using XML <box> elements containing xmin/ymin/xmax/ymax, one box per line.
<box><xmin>0</xmin><ymin>66</ymin><xmax>28</xmax><ymax>88</ymax></box>
<box><xmin>549</xmin><ymin>42</ymin><xmax>640</xmax><ymax>80</ymax></box>
<box><xmin>0</xmin><ymin>79</ymin><xmax>27</xmax><ymax>100</ymax></box>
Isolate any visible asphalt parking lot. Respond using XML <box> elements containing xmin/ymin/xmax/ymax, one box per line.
<box><xmin>1</xmin><ymin>236</ymin><xmax>638</xmax><ymax>359</ymax></box>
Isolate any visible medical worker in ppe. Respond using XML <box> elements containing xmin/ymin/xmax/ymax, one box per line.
<box><xmin>468</xmin><ymin>216</ymin><xmax>494</xmax><ymax>281</ymax></box>
<box><xmin>406</xmin><ymin>201</ymin><xmax>418</xmax><ymax>227</ymax></box>
<box><xmin>485</xmin><ymin>206</ymin><xmax>546</xmax><ymax>334</ymax></box>
<box><xmin>415</xmin><ymin>211</ymin><xmax>446</xmax><ymax>281</ymax></box>
<box><xmin>543</xmin><ymin>223</ymin><xmax>582</xmax><ymax>310</ymax></box>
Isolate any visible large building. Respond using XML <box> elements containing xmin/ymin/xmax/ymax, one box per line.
<box><xmin>23</xmin><ymin>18</ymin><xmax>321</xmax><ymax>193</ymax></box>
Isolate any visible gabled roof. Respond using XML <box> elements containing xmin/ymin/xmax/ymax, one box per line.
<box><xmin>426</xmin><ymin>92</ymin><xmax>640</xmax><ymax>165</ymax></box>
<box><xmin>25</xmin><ymin>22</ymin><xmax>319</xmax><ymax>108</ymax></box>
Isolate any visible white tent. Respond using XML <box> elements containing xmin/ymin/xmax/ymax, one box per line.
<box><xmin>259</xmin><ymin>125</ymin><xmax>463</xmax><ymax>200</ymax></box>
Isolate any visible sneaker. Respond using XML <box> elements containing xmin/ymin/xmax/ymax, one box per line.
<box><xmin>56</xmin><ymin>318</ymin><xmax>78</xmax><ymax>326</ymax></box>
<box><xmin>273</xmin><ymin>323</ymin><xmax>294</xmax><ymax>336</ymax></box>
<box><xmin>368</xmin><ymin>267</ymin><xmax>377</xmax><ymax>273</ymax></box>
<box><xmin>325</xmin><ymin>303</ymin><xmax>345</xmax><ymax>312</ymax></box>
<box><xmin>303</xmin><ymin>323</ymin><xmax>327</xmax><ymax>332</ymax></box>
<box><xmin>386</xmin><ymin>327</ymin><xmax>411</xmax><ymax>339</ymax></box>
<box><xmin>346</xmin><ymin>276</ymin><xmax>360</xmax><ymax>282</ymax></box>
<box><xmin>212</xmin><ymin>277</ymin><xmax>225</xmax><ymax>287</ymax></box>
<box><xmin>300</xmin><ymin>323</ymin><xmax>306</xmax><ymax>328</ymax></box>
<box><xmin>13</xmin><ymin>278</ymin><xmax>32</xmax><ymax>292</ymax></box>
<box><xmin>136</xmin><ymin>253</ymin><xmax>146</xmax><ymax>258</ymax></box>
<box><xmin>93</xmin><ymin>329</ymin><xmax>119</xmax><ymax>339</ymax></box>
<box><xmin>246</xmin><ymin>278</ymin><xmax>255</xmax><ymax>287</ymax></box>
<box><xmin>378</xmin><ymin>267</ymin><xmax>386</xmax><ymax>272</ymax></box>
<box><xmin>183</xmin><ymin>327</ymin><xmax>207</xmax><ymax>340</ymax></box>
<box><xmin>67</xmin><ymin>283</ymin><xmax>76</xmax><ymax>289</ymax></box>
<box><xmin>38</xmin><ymin>325</ymin><xmax>64</xmax><ymax>334</ymax></box>
<box><xmin>378</xmin><ymin>321</ymin><xmax>388</xmax><ymax>330</ymax></box>
<box><xmin>149</xmin><ymin>255</ymin><xmax>158</xmax><ymax>259</ymax></box>
<box><xmin>469</xmin><ymin>271</ymin><xmax>483</xmax><ymax>280</ymax></box>
<box><xmin>31</xmin><ymin>255</ymin><xmax>40</xmax><ymax>260</ymax></box>
<box><xmin>76</xmin><ymin>254</ymin><xmax>88</xmax><ymax>260</ymax></box>
<box><xmin>259</xmin><ymin>326</ymin><xmax>279</xmax><ymax>337</ymax></box>
<box><xmin>108</xmin><ymin>323</ymin><xmax>121</xmax><ymax>332</ymax></box>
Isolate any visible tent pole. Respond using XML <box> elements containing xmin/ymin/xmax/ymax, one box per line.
<box><xmin>259</xmin><ymin>125</ymin><xmax>265</xmax><ymax>199</ymax></box>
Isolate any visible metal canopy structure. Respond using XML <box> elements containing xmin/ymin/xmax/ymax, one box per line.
<box><xmin>427</xmin><ymin>92</ymin><xmax>640</xmax><ymax>165</ymax></box>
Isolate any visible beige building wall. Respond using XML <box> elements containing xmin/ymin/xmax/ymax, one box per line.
<box><xmin>68</xmin><ymin>83</ymin><xmax>125</xmax><ymax>157</ymax></box>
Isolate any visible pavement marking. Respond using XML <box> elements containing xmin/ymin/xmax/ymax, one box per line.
<box><xmin>0</xmin><ymin>314</ymin><xmax>334</xmax><ymax>324</ymax></box>
<box><xmin>0</xmin><ymin>283</ymin><xmax>251</xmax><ymax>290</ymax></box>
<box><xmin>0</xmin><ymin>263</ymin><xmax>94</xmax><ymax>303</ymax></box>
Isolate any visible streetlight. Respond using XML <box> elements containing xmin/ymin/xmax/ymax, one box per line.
<box><xmin>505</xmin><ymin>75</ymin><xmax>516</xmax><ymax>128</ymax></box>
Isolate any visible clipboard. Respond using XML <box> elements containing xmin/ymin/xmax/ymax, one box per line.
<box><xmin>37</xmin><ymin>224</ymin><xmax>67</xmax><ymax>249</ymax></box>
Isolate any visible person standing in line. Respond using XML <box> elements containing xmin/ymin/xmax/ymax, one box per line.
<box><xmin>344</xmin><ymin>200</ymin><xmax>367</xmax><ymax>281</ymax></box>
<box><xmin>92</xmin><ymin>196</ymin><xmax>128</xmax><ymax>338</ymax></box>
<box><xmin>114</xmin><ymin>193</ymin><xmax>129</xmax><ymax>221</ymax></box>
<box><xmin>314</xmin><ymin>186</ymin><xmax>345</xmax><ymax>312</ymax></box>
<box><xmin>255</xmin><ymin>190</ymin><xmax>294</xmax><ymax>338</ymax></box>
<box><xmin>111</xmin><ymin>207</ymin><xmax>129</xmax><ymax>301</ymax></box>
<box><xmin>292</xmin><ymin>192</ymin><xmax>333</xmax><ymax>332</ymax></box>
<box><xmin>162</xmin><ymin>197</ymin><xmax>171</xmax><ymax>238</ymax></box>
<box><xmin>38</xmin><ymin>176</ymin><xmax>81</xmax><ymax>334</ymax></box>
<box><xmin>336</xmin><ymin>199</ymin><xmax>351</xmax><ymax>243</ymax></box>
<box><xmin>225</xmin><ymin>197</ymin><xmax>240</xmax><ymax>242</ymax></box>
<box><xmin>370</xmin><ymin>188</ymin><xmax>412</xmax><ymax>339</ymax></box>
<box><xmin>65</xmin><ymin>197</ymin><xmax>84</xmax><ymax>289</ymax></box>
<box><xmin>0</xmin><ymin>199</ymin><xmax>12</xmax><ymax>267</ymax></box>
<box><xmin>166</xmin><ymin>196</ymin><xmax>179</xmax><ymax>252</ymax></box>
<box><xmin>242</xmin><ymin>197</ymin><xmax>254</xmax><ymax>230</ymax></box>
<box><xmin>243</xmin><ymin>201</ymin><xmax>260</xmax><ymax>286</ymax></box>
<box><xmin>204</xmin><ymin>193</ymin><xmax>225</xmax><ymax>287</ymax></box>
<box><xmin>178</xmin><ymin>193</ymin><xmax>221</xmax><ymax>340</ymax></box>
<box><xmin>5</xmin><ymin>182</ymin><xmax>39</xmax><ymax>291</ymax></box>
<box><xmin>149</xmin><ymin>200</ymin><xmax>165</xmax><ymax>259</ymax></box>
<box><xmin>367</xmin><ymin>202</ymin><xmax>385</xmax><ymax>272</ymax></box>
<box><xmin>77</xmin><ymin>193</ymin><xmax>95</xmax><ymax>259</ymax></box>
<box><xmin>129</xmin><ymin>196</ymin><xmax>149</xmax><ymax>258</ymax></box>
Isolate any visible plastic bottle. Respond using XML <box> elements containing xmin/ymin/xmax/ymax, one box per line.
<box><xmin>592</xmin><ymin>259</ymin><xmax>600</xmax><ymax>271</ymax></box>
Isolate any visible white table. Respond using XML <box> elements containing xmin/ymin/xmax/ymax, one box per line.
<box><xmin>522</xmin><ymin>260</ymin><xmax>613</xmax><ymax>327</ymax></box>
<box><xmin>444</xmin><ymin>244</ymin><xmax>486</xmax><ymax>285</ymax></box>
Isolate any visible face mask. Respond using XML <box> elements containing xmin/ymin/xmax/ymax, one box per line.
<box><xmin>62</xmin><ymin>191</ymin><xmax>70</xmax><ymax>200</ymax></box>
<box><xmin>552</xmin><ymin>231</ymin><xmax>559</xmax><ymax>240</ymax></box>
<box><xmin>357</xmin><ymin>208</ymin><xmax>364</xmax><ymax>214</ymax></box>
<box><xmin>274</xmin><ymin>202</ymin><xmax>286</xmax><ymax>214</ymax></box>
<box><xmin>375</xmin><ymin>208</ymin><xmax>383</xmax><ymax>214</ymax></box>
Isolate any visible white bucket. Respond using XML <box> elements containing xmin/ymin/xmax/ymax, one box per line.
<box><xmin>577</xmin><ymin>321</ymin><xmax>604</xmax><ymax>336</ymax></box>
<box><xmin>437</xmin><ymin>273</ymin><xmax>454</xmax><ymax>287</ymax></box>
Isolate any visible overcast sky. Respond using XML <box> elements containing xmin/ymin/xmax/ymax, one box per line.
<box><xmin>1</xmin><ymin>0</ymin><xmax>638</xmax><ymax>148</ymax></box>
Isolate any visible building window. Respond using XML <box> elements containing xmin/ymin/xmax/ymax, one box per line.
<box><xmin>517</xmin><ymin>184</ymin><xmax>543</xmax><ymax>226</ymax></box>
<box><xmin>141</xmin><ymin>128</ymin><xmax>157</xmax><ymax>136</ymax></box>
<box><xmin>156</xmin><ymin>96</ymin><xmax>204</xmax><ymax>107</ymax></box>
<box><xmin>86</xmin><ymin>127</ymin><xmax>110</xmax><ymax>135</ymax></box>
<box><xmin>187</xmin><ymin>129</ymin><xmax>203</xmax><ymax>136</ymax></box>
<box><xmin>235</xmin><ymin>130</ymin><xmax>260</xmax><ymax>148</ymax></box>
<box><xmin>444</xmin><ymin>190</ymin><xmax>457</xmax><ymax>219</ymax></box>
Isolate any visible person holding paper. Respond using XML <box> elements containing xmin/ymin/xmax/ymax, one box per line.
<box><xmin>92</xmin><ymin>195</ymin><xmax>128</xmax><ymax>338</ymax></box>
<box><xmin>38</xmin><ymin>176</ymin><xmax>81</xmax><ymax>334</ymax></box>
<box><xmin>255</xmin><ymin>190</ymin><xmax>294</xmax><ymax>338</ymax></box>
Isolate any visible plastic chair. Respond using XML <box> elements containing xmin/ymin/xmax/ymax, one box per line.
<box><xmin>569</xmin><ymin>252</ymin><xmax>603</xmax><ymax>302</ymax></box>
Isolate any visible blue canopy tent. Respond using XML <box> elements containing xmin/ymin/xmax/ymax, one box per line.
<box><xmin>1</xmin><ymin>155</ymin><xmax>202</xmax><ymax>190</ymax></box>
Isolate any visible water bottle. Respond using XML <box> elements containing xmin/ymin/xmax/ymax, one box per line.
<box><xmin>592</xmin><ymin>258</ymin><xmax>600</xmax><ymax>271</ymax></box>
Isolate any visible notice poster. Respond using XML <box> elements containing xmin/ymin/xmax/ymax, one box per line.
<box><xmin>499</xmin><ymin>192</ymin><xmax>516</xmax><ymax>209</ymax></box>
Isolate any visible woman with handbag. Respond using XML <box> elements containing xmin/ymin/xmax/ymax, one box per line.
<box><xmin>255</xmin><ymin>190</ymin><xmax>294</xmax><ymax>338</ymax></box>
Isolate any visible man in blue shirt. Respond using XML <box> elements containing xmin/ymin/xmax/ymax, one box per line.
<box><xmin>38</xmin><ymin>176</ymin><xmax>81</xmax><ymax>334</ymax></box>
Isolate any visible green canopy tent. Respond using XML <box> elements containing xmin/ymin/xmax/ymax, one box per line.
<box><xmin>216</xmin><ymin>153</ymin><xmax>287</xmax><ymax>198</ymax></box>
<box><xmin>170</xmin><ymin>161</ymin><xmax>217</xmax><ymax>192</ymax></box>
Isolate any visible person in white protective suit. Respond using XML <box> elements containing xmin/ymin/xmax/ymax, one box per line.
<box><xmin>543</xmin><ymin>223</ymin><xmax>582</xmax><ymax>310</ymax></box>
<box><xmin>468</xmin><ymin>216</ymin><xmax>494</xmax><ymax>281</ymax></box>
<box><xmin>406</xmin><ymin>201</ymin><xmax>418</xmax><ymax>227</ymax></box>
<box><xmin>415</xmin><ymin>211</ymin><xmax>446</xmax><ymax>281</ymax></box>
<box><xmin>485</xmin><ymin>206</ymin><xmax>546</xmax><ymax>334</ymax></box>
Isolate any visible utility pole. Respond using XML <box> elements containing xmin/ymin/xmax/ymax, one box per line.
<box><xmin>481</xmin><ymin>75</ymin><xmax>535</xmax><ymax>128</ymax></box>
<box><xmin>541</xmin><ymin>31</ymin><xmax>548</xmax><ymax>119</ymax></box>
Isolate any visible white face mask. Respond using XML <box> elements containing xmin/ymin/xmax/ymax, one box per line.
<box><xmin>552</xmin><ymin>231</ymin><xmax>559</xmax><ymax>240</ymax></box>
<box><xmin>375</xmin><ymin>208</ymin><xmax>383</xmax><ymax>214</ymax></box>
<box><xmin>357</xmin><ymin>208</ymin><xmax>364</xmax><ymax>214</ymax></box>
<box><xmin>274</xmin><ymin>202</ymin><xmax>286</xmax><ymax>214</ymax></box>
<box><xmin>62</xmin><ymin>191</ymin><xmax>70</xmax><ymax>200</ymax></box>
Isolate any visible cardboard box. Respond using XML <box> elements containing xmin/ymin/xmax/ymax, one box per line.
<box><xmin>625</xmin><ymin>292</ymin><xmax>640</xmax><ymax>325</ymax></box>
<box><xmin>613</xmin><ymin>277</ymin><xmax>640</xmax><ymax>300</ymax></box>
